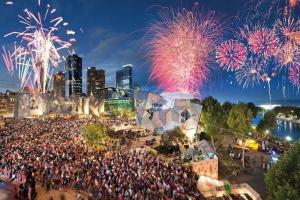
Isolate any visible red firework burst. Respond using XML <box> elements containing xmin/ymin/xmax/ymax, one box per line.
<box><xmin>147</xmin><ymin>6</ymin><xmax>222</xmax><ymax>97</ymax></box>
<box><xmin>248</xmin><ymin>28</ymin><xmax>280</xmax><ymax>58</ymax></box>
<box><xmin>216</xmin><ymin>40</ymin><xmax>247</xmax><ymax>71</ymax></box>
<box><xmin>289</xmin><ymin>65</ymin><xmax>300</xmax><ymax>87</ymax></box>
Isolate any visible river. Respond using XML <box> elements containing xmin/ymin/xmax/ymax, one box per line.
<box><xmin>252</xmin><ymin>114</ymin><xmax>300</xmax><ymax>142</ymax></box>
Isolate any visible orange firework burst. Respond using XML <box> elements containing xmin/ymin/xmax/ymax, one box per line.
<box><xmin>289</xmin><ymin>0</ymin><xmax>299</xmax><ymax>8</ymax></box>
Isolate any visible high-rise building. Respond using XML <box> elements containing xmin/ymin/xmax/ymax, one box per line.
<box><xmin>87</xmin><ymin>67</ymin><xmax>105</xmax><ymax>97</ymax></box>
<box><xmin>65</xmin><ymin>54</ymin><xmax>82</xmax><ymax>96</ymax></box>
<box><xmin>116</xmin><ymin>64</ymin><xmax>132</xmax><ymax>97</ymax></box>
<box><xmin>53</xmin><ymin>71</ymin><xmax>66</xmax><ymax>97</ymax></box>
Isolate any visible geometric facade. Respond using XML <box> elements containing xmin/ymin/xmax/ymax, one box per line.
<box><xmin>134</xmin><ymin>91</ymin><xmax>202</xmax><ymax>140</ymax></box>
<box><xmin>14</xmin><ymin>93</ymin><xmax>104</xmax><ymax>118</ymax></box>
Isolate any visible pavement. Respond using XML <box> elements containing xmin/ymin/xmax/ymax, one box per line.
<box><xmin>228</xmin><ymin>150</ymin><xmax>269</xmax><ymax>199</ymax></box>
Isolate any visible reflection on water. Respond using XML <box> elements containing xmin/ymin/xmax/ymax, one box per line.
<box><xmin>252</xmin><ymin>114</ymin><xmax>300</xmax><ymax>142</ymax></box>
<box><xmin>275</xmin><ymin>120</ymin><xmax>300</xmax><ymax>141</ymax></box>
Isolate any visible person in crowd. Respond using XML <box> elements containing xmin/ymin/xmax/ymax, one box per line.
<box><xmin>0</xmin><ymin>117</ymin><xmax>203</xmax><ymax>199</ymax></box>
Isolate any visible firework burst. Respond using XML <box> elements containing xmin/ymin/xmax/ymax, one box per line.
<box><xmin>274</xmin><ymin>17</ymin><xmax>300</xmax><ymax>42</ymax></box>
<box><xmin>235</xmin><ymin>57</ymin><xmax>265</xmax><ymax>89</ymax></box>
<box><xmin>276</xmin><ymin>42</ymin><xmax>300</xmax><ymax>69</ymax></box>
<box><xmin>216</xmin><ymin>40</ymin><xmax>247</xmax><ymax>71</ymax></box>
<box><xmin>289</xmin><ymin>65</ymin><xmax>300</xmax><ymax>87</ymax></box>
<box><xmin>2</xmin><ymin>3</ymin><xmax>72</xmax><ymax>93</ymax></box>
<box><xmin>147</xmin><ymin>5</ymin><xmax>222</xmax><ymax>97</ymax></box>
<box><xmin>248</xmin><ymin>28</ymin><xmax>280</xmax><ymax>58</ymax></box>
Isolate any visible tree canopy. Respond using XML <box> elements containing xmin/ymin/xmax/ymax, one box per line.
<box><xmin>265</xmin><ymin>141</ymin><xmax>300</xmax><ymax>200</ymax></box>
<box><xmin>81</xmin><ymin>124</ymin><xmax>111</xmax><ymax>148</ymax></box>
<box><xmin>161</xmin><ymin>128</ymin><xmax>186</xmax><ymax>146</ymax></box>
<box><xmin>227</xmin><ymin>104</ymin><xmax>252</xmax><ymax>138</ymax></box>
<box><xmin>200</xmin><ymin>96</ymin><xmax>225</xmax><ymax>149</ymax></box>
<box><xmin>256</xmin><ymin>111</ymin><xmax>277</xmax><ymax>133</ymax></box>
<box><xmin>246</xmin><ymin>102</ymin><xmax>259</xmax><ymax>118</ymax></box>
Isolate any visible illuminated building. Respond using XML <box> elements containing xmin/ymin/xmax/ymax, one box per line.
<box><xmin>87</xmin><ymin>67</ymin><xmax>105</xmax><ymax>97</ymax></box>
<box><xmin>116</xmin><ymin>64</ymin><xmax>132</xmax><ymax>97</ymax></box>
<box><xmin>104</xmin><ymin>98</ymin><xmax>134</xmax><ymax>112</ymax></box>
<box><xmin>65</xmin><ymin>54</ymin><xmax>82</xmax><ymax>96</ymax></box>
<box><xmin>53</xmin><ymin>71</ymin><xmax>66</xmax><ymax>97</ymax></box>
<box><xmin>134</xmin><ymin>91</ymin><xmax>202</xmax><ymax>140</ymax></box>
<box><xmin>0</xmin><ymin>90</ymin><xmax>17</xmax><ymax>115</ymax></box>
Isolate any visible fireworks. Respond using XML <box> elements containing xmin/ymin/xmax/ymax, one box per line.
<box><xmin>274</xmin><ymin>17</ymin><xmax>300</xmax><ymax>42</ymax></box>
<box><xmin>147</xmin><ymin>5</ymin><xmax>222</xmax><ymax>97</ymax></box>
<box><xmin>216</xmin><ymin>40</ymin><xmax>247</xmax><ymax>71</ymax></box>
<box><xmin>2</xmin><ymin>2</ymin><xmax>72</xmax><ymax>93</ymax></box>
<box><xmin>276</xmin><ymin>42</ymin><xmax>300</xmax><ymax>69</ymax></box>
<box><xmin>289</xmin><ymin>65</ymin><xmax>300</xmax><ymax>87</ymax></box>
<box><xmin>235</xmin><ymin>57</ymin><xmax>265</xmax><ymax>89</ymax></box>
<box><xmin>248</xmin><ymin>28</ymin><xmax>280</xmax><ymax>58</ymax></box>
<box><xmin>289</xmin><ymin>0</ymin><xmax>299</xmax><ymax>8</ymax></box>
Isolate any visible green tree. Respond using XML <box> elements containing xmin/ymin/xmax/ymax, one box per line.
<box><xmin>82</xmin><ymin>124</ymin><xmax>111</xmax><ymax>148</ymax></box>
<box><xmin>265</xmin><ymin>141</ymin><xmax>300</xmax><ymax>200</ymax></box>
<box><xmin>227</xmin><ymin>104</ymin><xmax>252</xmax><ymax>138</ymax></box>
<box><xmin>247</xmin><ymin>102</ymin><xmax>259</xmax><ymax>118</ymax></box>
<box><xmin>222</xmin><ymin>101</ymin><xmax>234</xmax><ymax>128</ymax></box>
<box><xmin>200</xmin><ymin>96</ymin><xmax>224</xmax><ymax>150</ymax></box>
<box><xmin>256</xmin><ymin>111</ymin><xmax>277</xmax><ymax>133</ymax></box>
<box><xmin>161</xmin><ymin>128</ymin><xmax>186</xmax><ymax>146</ymax></box>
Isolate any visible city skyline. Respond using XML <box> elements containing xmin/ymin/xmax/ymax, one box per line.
<box><xmin>1</xmin><ymin>0</ymin><xmax>300</xmax><ymax>104</ymax></box>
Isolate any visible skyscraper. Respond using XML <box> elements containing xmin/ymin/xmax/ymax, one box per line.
<box><xmin>53</xmin><ymin>71</ymin><xmax>65</xmax><ymax>97</ymax></box>
<box><xmin>87</xmin><ymin>67</ymin><xmax>105</xmax><ymax>97</ymax></box>
<box><xmin>65</xmin><ymin>54</ymin><xmax>82</xmax><ymax>96</ymax></box>
<box><xmin>116</xmin><ymin>64</ymin><xmax>132</xmax><ymax>97</ymax></box>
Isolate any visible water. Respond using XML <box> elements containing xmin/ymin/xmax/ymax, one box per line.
<box><xmin>275</xmin><ymin>120</ymin><xmax>300</xmax><ymax>142</ymax></box>
<box><xmin>252</xmin><ymin>114</ymin><xmax>300</xmax><ymax>142</ymax></box>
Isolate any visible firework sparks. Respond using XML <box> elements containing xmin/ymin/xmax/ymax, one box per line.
<box><xmin>276</xmin><ymin>42</ymin><xmax>300</xmax><ymax>69</ymax></box>
<box><xmin>248</xmin><ymin>28</ymin><xmax>280</xmax><ymax>58</ymax></box>
<box><xmin>2</xmin><ymin>3</ymin><xmax>72</xmax><ymax>93</ymax></box>
<box><xmin>289</xmin><ymin>65</ymin><xmax>300</xmax><ymax>87</ymax></box>
<box><xmin>289</xmin><ymin>0</ymin><xmax>299</xmax><ymax>8</ymax></box>
<box><xmin>216</xmin><ymin>40</ymin><xmax>247</xmax><ymax>71</ymax></box>
<box><xmin>274</xmin><ymin>17</ymin><xmax>300</xmax><ymax>42</ymax></box>
<box><xmin>235</xmin><ymin>57</ymin><xmax>265</xmax><ymax>89</ymax></box>
<box><xmin>147</xmin><ymin>5</ymin><xmax>222</xmax><ymax>97</ymax></box>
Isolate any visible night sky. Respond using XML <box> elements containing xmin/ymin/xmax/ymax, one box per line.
<box><xmin>1</xmin><ymin>0</ymin><xmax>300</xmax><ymax>104</ymax></box>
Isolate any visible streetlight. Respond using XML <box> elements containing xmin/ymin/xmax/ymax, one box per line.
<box><xmin>285</xmin><ymin>136</ymin><xmax>292</xmax><ymax>142</ymax></box>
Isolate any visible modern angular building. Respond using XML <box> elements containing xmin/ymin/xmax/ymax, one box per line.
<box><xmin>116</xmin><ymin>64</ymin><xmax>132</xmax><ymax>97</ymax></box>
<box><xmin>87</xmin><ymin>67</ymin><xmax>105</xmax><ymax>97</ymax></box>
<box><xmin>53</xmin><ymin>71</ymin><xmax>66</xmax><ymax>97</ymax></box>
<box><xmin>134</xmin><ymin>91</ymin><xmax>202</xmax><ymax>140</ymax></box>
<box><xmin>65</xmin><ymin>54</ymin><xmax>82</xmax><ymax>96</ymax></box>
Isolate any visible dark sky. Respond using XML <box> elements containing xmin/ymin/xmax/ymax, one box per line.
<box><xmin>0</xmin><ymin>0</ymin><xmax>300</xmax><ymax>104</ymax></box>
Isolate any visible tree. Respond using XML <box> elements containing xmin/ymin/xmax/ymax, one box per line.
<box><xmin>200</xmin><ymin>96</ymin><xmax>224</xmax><ymax>150</ymax></box>
<box><xmin>161</xmin><ymin>128</ymin><xmax>186</xmax><ymax>146</ymax></box>
<box><xmin>222</xmin><ymin>101</ymin><xmax>234</xmax><ymax>128</ymax></box>
<box><xmin>246</xmin><ymin>102</ymin><xmax>259</xmax><ymax>118</ymax></box>
<box><xmin>256</xmin><ymin>111</ymin><xmax>276</xmax><ymax>133</ymax></box>
<box><xmin>265</xmin><ymin>141</ymin><xmax>300</xmax><ymax>200</ymax></box>
<box><xmin>82</xmin><ymin>124</ymin><xmax>111</xmax><ymax>148</ymax></box>
<box><xmin>227</xmin><ymin>104</ymin><xmax>252</xmax><ymax>138</ymax></box>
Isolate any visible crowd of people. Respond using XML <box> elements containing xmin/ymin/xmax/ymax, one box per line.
<box><xmin>0</xmin><ymin>116</ymin><xmax>203</xmax><ymax>199</ymax></box>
